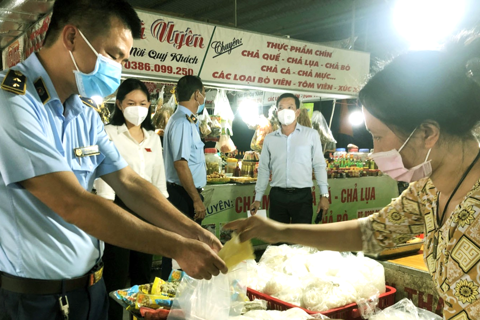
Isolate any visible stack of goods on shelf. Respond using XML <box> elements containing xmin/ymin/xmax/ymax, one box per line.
<box><xmin>326</xmin><ymin>148</ymin><xmax>381</xmax><ymax>179</ymax></box>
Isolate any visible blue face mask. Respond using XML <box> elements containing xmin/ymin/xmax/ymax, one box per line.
<box><xmin>69</xmin><ymin>30</ymin><xmax>122</xmax><ymax>98</ymax></box>
<box><xmin>197</xmin><ymin>91</ymin><xmax>205</xmax><ymax>114</ymax></box>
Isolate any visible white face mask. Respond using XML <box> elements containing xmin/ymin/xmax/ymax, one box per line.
<box><xmin>123</xmin><ymin>106</ymin><xmax>149</xmax><ymax>126</ymax></box>
<box><xmin>277</xmin><ymin>109</ymin><xmax>296</xmax><ymax>126</ymax></box>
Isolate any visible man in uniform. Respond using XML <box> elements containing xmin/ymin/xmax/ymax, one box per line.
<box><xmin>0</xmin><ymin>1</ymin><xmax>226</xmax><ymax>319</ymax></box>
<box><xmin>250</xmin><ymin>93</ymin><xmax>330</xmax><ymax>224</ymax></box>
<box><xmin>162</xmin><ymin>75</ymin><xmax>208</xmax><ymax>279</ymax></box>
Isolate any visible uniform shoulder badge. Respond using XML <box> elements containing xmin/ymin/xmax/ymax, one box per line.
<box><xmin>186</xmin><ymin>114</ymin><xmax>197</xmax><ymax>124</ymax></box>
<box><xmin>80</xmin><ymin>96</ymin><xmax>100</xmax><ymax>112</ymax></box>
<box><xmin>34</xmin><ymin>77</ymin><xmax>50</xmax><ymax>104</ymax></box>
<box><xmin>1</xmin><ymin>69</ymin><xmax>27</xmax><ymax>95</ymax></box>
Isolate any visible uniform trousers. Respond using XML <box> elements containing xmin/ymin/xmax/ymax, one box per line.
<box><xmin>161</xmin><ymin>183</ymin><xmax>203</xmax><ymax>280</ymax></box>
<box><xmin>0</xmin><ymin>277</ymin><xmax>108</xmax><ymax>320</ymax></box>
<box><xmin>103</xmin><ymin>196</ymin><xmax>153</xmax><ymax>320</ymax></box>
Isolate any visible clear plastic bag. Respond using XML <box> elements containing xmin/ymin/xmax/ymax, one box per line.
<box><xmin>368</xmin><ymin>298</ymin><xmax>442</xmax><ymax>320</ymax></box>
<box><xmin>164</xmin><ymin>94</ymin><xmax>177</xmax><ymax>110</ymax></box>
<box><xmin>209</xmin><ymin>116</ymin><xmax>222</xmax><ymax>137</ymax></box>
<box><xmin>198</xmin><ymin>108</ymin><xmax>212</xmax><ymax>138</ymax></box>
<box><xmin>267</xmin><ymin>105</ymin><xmax>280</xmax><ymax>132</ymax></box>
<box><xmin>154</xmin><ymin>85</ymin><xmax>165</xmax><ymax>114</ymax></box>
<box><xmin>302</xmin><ymin>275</ymin><xmax>356</xmax><ymax>312</ymax></box>
<box><xmin>166</xmin><ymin>273</ymin><xmax>230</xmax><ymax>320</ymax></box>
<box><xmin>167</xmin><ymin>262</ymin><xmax>249</xmax><ymax>320</ymax></box>
<box><xmin>250</xmin><ymin>115</ymin><xmax>273</xmax><ymax>152</ymax></box>
<box><xmin>297</xmin><ymin>108</ymin><xmax>312</xmax><ymax>128</ymax></box>
<box><xmin>311</xmin><ymin>111</ymin><xmax>336</xmax><ymax>153</ymax></box>
<box><xmin>216</xmin><ymin>135</ymin><xmax>237</xmax><ymax>154</ymax></box>
<box><xmin>214</xmin><ymin>89</ymin><xmax>234</xmax><ymax>122</ymax></box>
<box><xmin>152</xmin><ymin>106</ymin><xmax>174</xmax><ymax>132</ymax></box>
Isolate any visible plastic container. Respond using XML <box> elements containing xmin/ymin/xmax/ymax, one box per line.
<box><xmin>241</xmin><ymin>160</ymin><xmax>257</xmax><ymax>177</ymax></box>
<box><xmin>357</xmin><ymin>148</ymin><xmax>370</xmax><ymax>162</ymax></box>
<box><xmin>225</xmin><ymin>158</ymin><xmax>238</xmax><ymax>174</ymax></box>
<box><xmin>246</xmin><ymin>285</ymin><xmax>396</xmax><ymax>320</ymax></box>
<box><xmin>205</xmin><ymin>148</ymin><xmax>222</xmax><ymax>175</ymax></box>
<box><xmin>334</xmin><ymin>148</ymin><xmax>347</xmax><ymax>159</ymax></box>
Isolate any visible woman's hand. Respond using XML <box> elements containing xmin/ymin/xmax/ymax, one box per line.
<box><xmin>223</xmin><ymin>216</ymin><xmax>285</xmax><ymax>243</ymax></box>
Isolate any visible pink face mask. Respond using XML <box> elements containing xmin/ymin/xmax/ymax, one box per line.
<box><xmin>369</xmin><ymin>128</ymin><xmax>432</xmax><ymax>183</ymax></box>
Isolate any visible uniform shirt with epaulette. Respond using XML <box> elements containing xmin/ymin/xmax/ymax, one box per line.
<box><xmin>0</xmin><ymin>53</ymin><xmax>127</xmax><ymax>279</ymax></box>
<box><xmin>163</xmin><ymin>105</ymin><xmax>206</xmax><ymax>188</ymax></box>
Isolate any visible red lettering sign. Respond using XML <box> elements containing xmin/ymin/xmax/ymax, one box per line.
<box><xmin>150</xmin><ymin>19</ymin><xmax>205</xmax><ymax>49</ymax></box>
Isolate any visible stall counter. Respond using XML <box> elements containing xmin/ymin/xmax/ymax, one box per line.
<box><xmin>379</xmin><ymin>251</ymin><xmax>444</xmax><ymax>316</ymax></box>
<box><xmin>201</xmin><ymin>175</ymin><xmax>398</xmax><ymax>246</ymax></box>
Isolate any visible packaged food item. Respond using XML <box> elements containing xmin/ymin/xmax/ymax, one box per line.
<box><xmin>135</xmin><ymin>293</ymin><xmax>171</xmax><ymax>309</ymax></box>
<box><xmin>250</xmin><ymin>115</ymin><xmax>273</xmax><ymax>152</ymax></box>
<box><xmin>160</xmin><ymin>281</ymin><xmax>180</xmax><ymax>298</ymax></box>
<box><xmin>240</xmin><ymin>161</ymin><xmax>256</xmax><ymax>177</ymax></box>
<box><xmin>225</xmin><ymin>158</ymin><xmax>238</xmax><ymax>174</ymax></box>
<box><xmin>114</xmin><ymin>285</ymin><xmax>140</xmax><ymax>307</ymax></box>
<box><xmin>268</xmin><ymin>105</ymin><xmax>281</xmax><ymax>132</ymax></box>
<box><xmin>152</xmin><ymin>106</ymin><xmax>174</xmax><ymax>136</ymax></box>
<box><xmin>209</xmin><ymin>115</ymin><xmax>222</xmax><ymax>137</ymax></box>
<box><xmin>151</xmin><ymin>277</ymin><xmax>166</xmax><ymax>295</ymax></box>
<box><xmin>297</xmin><ymin>108</ymin><xmax>312</xmax><ymax>128</ymax></box>
<box><xmin>168</xmin><ymin>270</ymin><xmax>185</xmax><ymax>283</ymax></box>
<box><xmin>205</xmin><ymin>148</ymin><xmax>222</xmax><ymax>174</ymax></box>
<box><xmin>311</xmin><ymin>111</ymin><xmax>336</xmax><ymax>153</ymax></box>
<box><xmin>218</xmin><ymin>232</ymin><xmax>255</xmax><ymax>269</ymax></box>
<box><xmin>216</xmin><ymin>135</ymin><xmax>236</xmax><ymax>154</ymax></box>
<box><xmin>155</xmin><ymin>85</ymin><xmax>165</xmax><ymax>113</ymax></box>
<box><xmin>198</xmin><ymin>107</ymin><xmax>212</xmax><ymax>138</ymax></box>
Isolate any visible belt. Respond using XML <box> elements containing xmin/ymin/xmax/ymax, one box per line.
<box><xmin>168</xmin><ymin>182</ymin><xmax>203</xmax><ymax>194</ymax></box>
<box><xmin>0</xmin><ymin>263</ymin><xmax>104</xmax><ymax>295</ymax></box>
<box><xmin>273</xmin><ymin>187</ymin><xmax>311</xmax><ymax>193</ymax></box>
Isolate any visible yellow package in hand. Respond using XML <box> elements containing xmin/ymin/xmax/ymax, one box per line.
<box><xmin>218</xmin><ymin>232</ymin><xmax>255</xmax><ymax>270</ymax></box>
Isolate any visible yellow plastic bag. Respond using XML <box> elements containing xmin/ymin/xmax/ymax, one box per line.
<box><xmin>218</xmin><ymin>232</ymin><xmax>255</xmax><ymax>270</ymax></box>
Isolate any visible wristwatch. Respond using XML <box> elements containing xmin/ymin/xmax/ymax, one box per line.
<box><xmin>320</xmin><ymin>193</ymin><xmax>329</xmax><ymax>198</ymax></box>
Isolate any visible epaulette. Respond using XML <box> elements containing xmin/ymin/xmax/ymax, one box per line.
<box><xmin>186</xmin><ymin>114</ymin><xmax>197</xmax><ymax>124</ymax></box>
<box><xmin>1</xmin><ymin>69</ymin><xmax>26</xmax><ymax>95</ymax></box>
<box><xmin>80</xmin><ymin>96</ymin><xmax>101</xmax><ymax>112</ymax></box>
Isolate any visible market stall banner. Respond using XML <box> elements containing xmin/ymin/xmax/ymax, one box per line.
<box><xmin>201</xmin><ymin>176</ymin><xmax>398</xmax><ymax>247</ymax></box>
<box><xmin>200</xmin><ymin>26</ymin><xmax>370</xmax><ymax>95</ymax></box>
<box><xmin>235</xmin><ymin>91</ymin><xmax>322</xmax><ymax>107</ymax></box>
<box><xmin>2</xmin><ymin>38</ymin><xmax>24</xmax><ymax>70</ymax></box>
<box><xmin>23</xmin><ymin>12</ymin><xmax>51</xmax><ymax>61</ymax></box>
<box><xmin>123</xmin><ymin>10</ymin><xmax>215</xmax><ymax>79</ymax></box>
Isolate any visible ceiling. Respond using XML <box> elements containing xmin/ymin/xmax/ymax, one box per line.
<box><xmin>0</xmin><ymin>0</ymin><xmax>479</xmax><ymax>60</ymax></box>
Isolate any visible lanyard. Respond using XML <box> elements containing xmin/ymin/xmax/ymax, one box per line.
<box><xmin>436</xmin><ymin>149</ymin><xmax>480</xmax><ymax>227</ymax></box>
<box><xmin>433</xmin><ymin>149</ymin><xmax>480</xmax><ymax>260</ymax></box>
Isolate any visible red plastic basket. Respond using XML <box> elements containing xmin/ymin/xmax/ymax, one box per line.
<box><xmin>246</xmin><ymin>285</ymin><xmax>396</xmax><ymax>320</ymax></box>
<box><xmin>140</xmin><ymin>307</ymin><xmax>170</xmax><ymax>320</ymax></box>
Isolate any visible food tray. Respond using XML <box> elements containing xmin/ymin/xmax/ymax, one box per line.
<box><xmin>230</xmin><ymin>177</ymin><xmax>257</xmax><ymax>184</ymax></box>
<box><xmin>365</xmin><ymin>241</ymin><xmax>423</xmax><ymax>259</ymax></box>
<box><xmin>246</xmin><ymin>285</ymin><xmax>396</xmax><ymax>320</ymax></box>
<box><xmin>206</xmin><ymin>178</ymin><xmax>231</xmax><ymax>184</ymax></box>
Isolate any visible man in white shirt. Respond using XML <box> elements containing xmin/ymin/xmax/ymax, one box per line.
<box><xmin>251</xmin><ymin>93</ymin><xmax>330</xmax><ymax>224</ymax></box>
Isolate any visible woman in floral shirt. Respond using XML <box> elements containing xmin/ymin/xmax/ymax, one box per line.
<box><xmin>225</xmin><ymin>32</ymin><xmax>480</xmax><ymax>319</ymax></box>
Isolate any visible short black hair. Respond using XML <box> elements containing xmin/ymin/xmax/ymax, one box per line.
<box><xmin>43</xmin><ymin>0</ymin><xmax>141</xmax><ymax>47</ymax></box>
<box><xmin>176</xmin><ymin>75</ymin><xmax>203</xmax><ymax>102</ymax></box>
<box><xmin>109</xmin><ymin>79</ymin><xmax>155</xmax><ymax>131</ymax></box>
<box><xmin>276</xmin><ymin>93</ymin><xmax>300</xmax><ymax>109</ymax></box>
<box><xmin>359</xmin><ymin>31</ymin><xmax>480</xmax><ymax>138</ymax></box>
